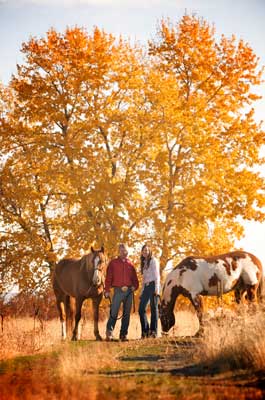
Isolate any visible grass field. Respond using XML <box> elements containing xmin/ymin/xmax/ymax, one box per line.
<box><xmin>1</xmin><ymin>306</ymin><xmax>265</xmax><ymax>399</ymax></box>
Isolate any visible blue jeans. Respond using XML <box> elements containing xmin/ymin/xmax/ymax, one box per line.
<box><xmin>138</xmin><ymin>281</ymin><xmax>158</xmax><ymax>336</ymax></box>
<box><xmin>106</xmin><ymin>287</ymin><xmax>133</xmax><ymax>337</ymax></box>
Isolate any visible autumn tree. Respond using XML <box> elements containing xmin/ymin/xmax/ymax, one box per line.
<box><xmin>0</xmin><ymin>27</ymin><xmax>148</xmax><ymax>292</ymax></box>
<box><xmin>144</xmin><ymin>15</ymin><xmax>265</xmax><ymax>268</ymax></box>
<box><xmin>0</xmin><ymin>16</ymin><xmax>264</xmax><ymax>294</ymax></box>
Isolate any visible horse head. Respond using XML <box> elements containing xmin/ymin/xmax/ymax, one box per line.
<box><xmin>158</xmin><ymin>271</ymin><xmax>178</xmax><ymax>333</ymax></box>
<box><xmin>91</xmin><ymin>246</ymin><xmax>106</xmax><ymax>287</ymax></box>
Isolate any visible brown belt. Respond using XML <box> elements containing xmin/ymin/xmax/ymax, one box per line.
<box><xmin>145</xmin><ymin>281</ymin><xmax>155</xmax><ymax>287</ymax></box>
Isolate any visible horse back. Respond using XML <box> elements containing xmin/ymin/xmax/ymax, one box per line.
<box><xmin>200</xmin><ymin>251</ymin><xmax>262</xmax><ymax>288</ymax></box>
<box><xmin>171</xmin><ymin>250</ymin><xmax>263</xmax><ymax>296</ymax></box>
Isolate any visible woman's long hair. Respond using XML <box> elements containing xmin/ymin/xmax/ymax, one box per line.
<box><xmin>140</xmin><ymin>244</ymin><xmax>152</xmax><ymax>274</ymax></box>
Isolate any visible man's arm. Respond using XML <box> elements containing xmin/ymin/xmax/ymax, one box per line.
<box><xmin>131</xmin><ymin>265</ymin><xmax>139</xmax><ymax>291</ymax></box>
<box><xmin>104</xmin><ymin>261</ymin><xmax>113</xmax><ymax>294</ymax></box>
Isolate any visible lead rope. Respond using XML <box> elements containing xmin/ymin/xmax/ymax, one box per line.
<box><xmin>132</xmin><ymin>291</ymin><xmax>136</xmax><ymax>313</ymax></box>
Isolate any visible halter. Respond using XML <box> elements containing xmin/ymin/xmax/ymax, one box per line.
<box><xmin>92</xmin><ymin>253</ymin><xmax>105</xmax><ymax>272</ymax></box>
<box><xmin>82</xmin><ymin>250</ymin><xmax>106</xmax><ymax>296</ymax></box>
<box><xmin>91</xmin><ymin>251</ymin><xmax>106</xmax><ymax>286</ymax></box>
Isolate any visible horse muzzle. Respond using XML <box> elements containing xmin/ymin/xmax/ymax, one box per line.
<box><xmin>93</xmin><ymin>277</ymin><xmax>102</xmax><ymax>286</ymax></box>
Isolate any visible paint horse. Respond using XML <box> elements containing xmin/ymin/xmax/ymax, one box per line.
<box><xmin>159</xmin><ymin>251</ymin><xmax>263</xmax><ymax>336</ymax></box>
<box><xmin>53</xmin><ymin>247</ymin><xmax>106</xmax><ymax>341</ymax></box>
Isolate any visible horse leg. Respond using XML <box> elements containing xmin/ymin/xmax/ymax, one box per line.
<box><xmin>92</xmin><ymin>294</ymin><xmax>103</xmax><ymax>341</ymax></box>
<box><xmin>55</xmin><ymin>296</ymin><xmax>67</xmax><ymax>340</ymax></box>
<box><xmin>246</xmin><ymin>284</ymin><xmax>259</xmax><ymax>314</ymax></box>
<box><xmin>190</xmin><ymin>294</ymin><xmax>204</xmax><ymax>337</ymax></box>
<box><xmin>71</xmin><ymin>298</ymin><xmax>83</xmax><ymax>341</ymax></box>
<box><xmin>246</xmin><ymin>284</ymin><xmax>259</xmax><ymax>303</ymax></box>
<box><xmin>53</xmin><ymin>279</ymin><xmax>67</xmax><ymax>340</ymax></box>
<box><xmin>234</xmin><ymin>287</ymin><xmax>241</xmax><ymax>304</ymax></box>
<box><xmin>65</xmin><ymin>296</ymin><xmax>75</xmax><ymax>339</ymax></box>
<box><xmin>235</xmin><ymin>286</ymin><xmax>247</xmax><ymax>304</ymax></box>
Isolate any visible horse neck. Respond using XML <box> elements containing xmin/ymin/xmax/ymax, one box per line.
<box><xmin>81</xmin><ymin>254</ymin><xmax>93</xmax><ymax>274</ymax></box>
<box><xmin>169</xmin><ymin>290</ymin><xmax>178</xmax><ymax>312</ymax></box>
<box><xmin>82</xmin><ymin>253</ymin><xmax>104</xmax><ymax>286</ymax></box>
<box><xmin>162</xmin><ymin>290</ymin><xmax>178</xmax><ymax>314</ymax></box>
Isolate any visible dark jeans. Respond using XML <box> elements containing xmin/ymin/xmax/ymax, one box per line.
<box><xmin>106</xmin><ymin>287</ymin><xmax>133</xmax><ymax>337</ymax></box>
<box><xmin>138</xmin><ymin>281</ymin><xmax>158</xmax><ymax>336</ymax></box>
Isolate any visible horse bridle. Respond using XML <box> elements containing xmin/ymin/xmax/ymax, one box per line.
<box><xmin>82</xmin><ymin>251</ymin><xmax>106</xmax><ymax>297</ymax></box>
<box><xmin>92</xmin><ymin>252</ymin><xmax>106</xmax><ymax>273</ymax></box>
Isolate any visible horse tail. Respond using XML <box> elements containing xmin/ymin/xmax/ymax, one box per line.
<box><xmin>249</xmin><ymin>252</ymin><xmax>264</xmax><ymax>303</ymax></box>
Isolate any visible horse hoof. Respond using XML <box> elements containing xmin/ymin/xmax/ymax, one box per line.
<box><xmin>96</xmin><ymin>335</ymin><xmax>103</xmax><ymax>341</ymax></box>
<box><xmin>71</xmin><ymin>336</ymin><xmax>78</xmax><ymax>341</ymax></box>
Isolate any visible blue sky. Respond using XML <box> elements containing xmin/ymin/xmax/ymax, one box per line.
<box><xmin>0</xmin><ymin>0</ymin><xmax>264</xmax><ymax>265</ymax></box>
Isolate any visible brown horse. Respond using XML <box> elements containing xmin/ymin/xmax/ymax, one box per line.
<box><xmin>159</xmin><ymin>250</ymin><xmax>263</xmax><ymax>336</ymax></box>
<box><xmin>53</xmin><ymin>246</ymin><xmax>106</xmax><ymax>341</ymax></box>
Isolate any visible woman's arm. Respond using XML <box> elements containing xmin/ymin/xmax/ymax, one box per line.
<box><xmin>151</xmin><ymin>258</ymin><xmax>160</xmax><ymax>295</ymax></box>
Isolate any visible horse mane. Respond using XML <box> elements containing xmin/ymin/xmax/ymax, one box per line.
<box><xmin>80</xmin><ymin>248</ymin><xmax>105</xmax><ymax>270</ymax></box>
<box><xmin>80</xmin><ymin>253</ymin><xmax>93</xmax><ymax>271</ymax></box>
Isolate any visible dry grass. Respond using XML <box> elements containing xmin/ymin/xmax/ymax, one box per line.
<box><xmin>0</xmin><ymin>312</ymin><xmax>154</xmax><ymax>360</ymax></box>
<box><xmin>1</xmin><ymin>308</ymin><xmax>264</xmax><ymax>400</ymax></box>
<box><xmin>0</xmin><ymin>317</ymin><xmax>60</xmax><ymax>360</ymax></box>
<box><xmin>58</xmin><ymin>342</ymin><xmax>121</xmax><ymax>377</ymax></box>
<box><xmin>198</xmin><ymin>306</ymin><xmax>265</xmax><ymax>372</ymax></box>
<box><xmin>57</xmin><ymin>311</ymin><xmax>199</xmax><ymax>380</ymax></box>
<box><xmin>1</xmin><ymin>306</ymin><xmax>265</xmax><ymax>376</ymax></box>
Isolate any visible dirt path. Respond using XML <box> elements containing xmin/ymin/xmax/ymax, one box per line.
<box><xmin>1</xmin><ymin>337</ymin><xmax>264</xmax><ymax>399</ymax></box>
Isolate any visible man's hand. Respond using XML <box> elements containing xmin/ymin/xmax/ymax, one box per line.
<box><xmin>131</xmin><ymin>286</ymin><xmax>135</xmax><ymax>292</ymax></box>
<box><xmin>104</xmin><ymin>291</ymin><xmax>110</xmax><ymax>299</ymax></box>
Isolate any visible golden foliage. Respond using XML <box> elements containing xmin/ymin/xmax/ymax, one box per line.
<box><xmin>0</xmin><ymin>16</ymin><xmax>264</xmax><ymax>292</ymax></box>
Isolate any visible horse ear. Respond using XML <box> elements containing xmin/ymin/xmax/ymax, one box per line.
<box><xmin>91</xmin><ymin>246</ymin><xmax>95</xmax><ymax>253</ymax></box>
<box><xmin>100</xmin><ymin>246</ymin><xmax>104</xmax><ymax>253</ymax></box>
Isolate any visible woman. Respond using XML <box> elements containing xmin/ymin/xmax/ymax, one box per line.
<box><xmin>138</xmin><ymin>244</ymin><xmax>160</xmax><ymax>338</ymax></box>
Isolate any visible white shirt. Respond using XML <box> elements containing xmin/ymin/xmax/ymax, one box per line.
<box><xmin>141</xmin><ymin>257</ymin><xmax>160</xmax><ymax>294</ymax></box>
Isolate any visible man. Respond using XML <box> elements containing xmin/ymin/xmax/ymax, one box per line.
<box><xmin>104</xmin><ymin>243</ymin><xmax>139</xmax><ymax>341</ymax></box>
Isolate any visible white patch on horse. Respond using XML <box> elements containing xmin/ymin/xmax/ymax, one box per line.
<box><xmin>196</xmin><ymin>259</ymin><xmax>232</xmax><ymax>295</ymax></box>
<box><xmin>163</xmin><ymin>269</ymin><xmax>183</xmax><ymax>304</ymax></box>
<box><xmin>179</xmin><ymin>261</ymin><xmax>203</xmax><ymax>293</ymax></box>
<box><xmin>92</xmin><ymin>256</ymin><xmax>100</xmax><ymax>285</ymax></box>
<box><xmin>240</xmin><ymin>255</ymin><xmax>259</xmax><ymax>285</ymax></box>
<box><xmin>77</xmin><ymin>322</ymin><xmax>81</xmax><ymax>340</ymax></box>
<box><xmin>62</xmin><ymin>321</ymin><xmax>67</xmax><ymax>340</ymax></box>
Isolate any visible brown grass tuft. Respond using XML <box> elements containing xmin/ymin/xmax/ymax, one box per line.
<box><xmin>198</xmin><ymin>306</ymin><xmax>265</xmax><ymax>372</ymax></box>
<box><xmin>58</xmin><ymin>342</ymin><xmax>121</xmax><ymax>378</ymax></box>
<box><xmin>0</xmin><ymin>317</ymin><xmax>61</xmax><ymax>360</ymax></box>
